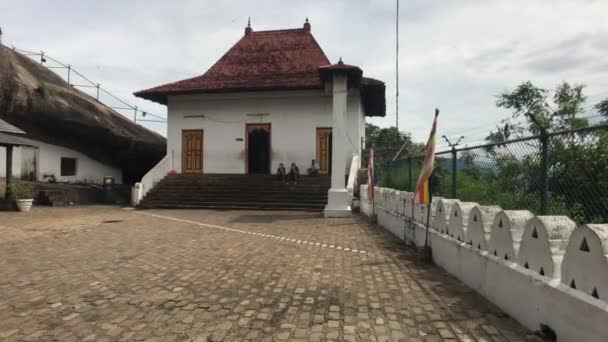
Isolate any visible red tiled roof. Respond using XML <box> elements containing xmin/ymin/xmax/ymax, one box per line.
<box><xmin>134</xmin><ymin>22</ymin><xmax>385</xmax><ymax>117</ymax></box>
<box><xmin>319</xmin><ymin>59</ymin><xmax>363</xmax><ymax>85</ymax></box>
<box><xmin>135</xmin><ymin>25</ymin><xmax>330</xmax><ymax>101</ymax></box>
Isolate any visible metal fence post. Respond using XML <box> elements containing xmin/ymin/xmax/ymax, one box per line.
<box><xmin>540</xmin><ymin>131</ymin><xmax>549</xmax><ymax>215</ymax></box>
<box><xmin>407</xmin><ymin>157</ymin><xmax>412</xmax><ymax>191</ymax></box>
<box><xmin>451</xmin><ymin>146</ymin><xmax>457</xmax><ymax>198</ymax></box>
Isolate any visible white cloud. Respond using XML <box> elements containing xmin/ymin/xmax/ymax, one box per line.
<box><xmin>2</xmin><ymin>0</ymin><xmax>607</xmax><ymax>144</ymax></box>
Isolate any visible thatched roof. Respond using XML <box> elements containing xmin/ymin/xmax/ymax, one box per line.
<box><xmin>0</xmin><ymin>45</ymin><xmax>166</xmax><ymax>183</ymax></box>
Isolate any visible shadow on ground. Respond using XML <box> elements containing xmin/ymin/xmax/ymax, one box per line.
<box><xmin>229</xmin><ymin>212</ymin><xmax>324</xmax><ymax>224</ymax></box>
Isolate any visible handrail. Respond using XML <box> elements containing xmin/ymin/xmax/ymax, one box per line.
<box><xmin>132</xmin><ymin>155</ymin><xmax>168</xmax><ymax>205</ymax></box>
<box><xmin>346</xmin><ymin>154</ymin><xmax>360</xmax><ymax>199</ymax></box>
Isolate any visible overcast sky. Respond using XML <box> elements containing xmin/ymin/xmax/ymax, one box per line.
<box><xmin>2</xmin><ymin>0</ymin><xmax>608</xmax><ymax>149</ymax></box>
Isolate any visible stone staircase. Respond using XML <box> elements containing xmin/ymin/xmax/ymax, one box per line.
<box><xmin>138</xmin><ymin>174</ymin><xmax>331</xmax><ymax>211</ymax></box>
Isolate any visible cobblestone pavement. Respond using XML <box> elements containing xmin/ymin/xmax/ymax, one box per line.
<box><xmin>0</xmin><ymin>207</ymin><xmax>529</xmax><ymax>341</ymax></box>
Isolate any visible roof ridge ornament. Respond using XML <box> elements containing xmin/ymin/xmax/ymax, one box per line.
<box><xmin>338</xmin><ymin>57</ymin><xmax>343</xmax><ymax>65</ymax></box>
<box><xmin>303</xmin><ymin>17</ymin><xmax>311</xmax><ymax>32</ymax></box>
<box><xmin>245</xmin><ymin>17</ymin><xmax>253</xmax><ymax>35</ymax></box>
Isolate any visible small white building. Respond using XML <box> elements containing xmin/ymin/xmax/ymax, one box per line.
<box><xmin>135</xmin><ymin>20</ymin><xmax>385</xmax><ymax>216</ymax></box>
<box><xmin>0</xmin><ymin>136</ymin><xmax>122</xmax><ymax>184</ymax></box>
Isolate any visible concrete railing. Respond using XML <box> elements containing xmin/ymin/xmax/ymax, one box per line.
<box><xmin>131</xmin><ymin>155</ymin><xmax>168</xmax><ymax>205</ymax></box>
<box><xmin>346</xmin><ymin>154</ymin><xmax>359</xmax><ymax>199</ymax></box>
<box><xmin>360</xmin><ymin>185</ymin><xmax>608</xmax><ymax>342</ymax></box>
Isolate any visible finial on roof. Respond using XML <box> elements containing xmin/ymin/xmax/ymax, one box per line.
<box><xmin>245</xmin><ymin>17</ymin><xmax>253</xmax><ymax>35</ymax></box>
<box><xmin>338</xmin><ymin>57</ymin><xmax>343</xmax><ymax>65</ymax></box>
<box><xmin>303</xmin><ymin>17</ymin><xmax>311</xmax><ymax>32</ymax></box>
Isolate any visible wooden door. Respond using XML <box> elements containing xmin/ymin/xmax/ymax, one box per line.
<box><xmin>245</xmin><ymin>124</ymin><xmax>271</xmax><ymax>174</ymax></box>
<box><xmin>182</xmin><ymin>130</ymin><xmax>203</xmax><ymax>173</ymax></box>
<box><xmin>316</xmin><ymin>127</ymin><xmax>332</xmax><ymax>174</ymax></box>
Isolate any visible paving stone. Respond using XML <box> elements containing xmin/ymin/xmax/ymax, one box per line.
<box><xmin>0</xmin><ymin>207</ymin><xmax>529</xmax><ymax>342</ymax></box>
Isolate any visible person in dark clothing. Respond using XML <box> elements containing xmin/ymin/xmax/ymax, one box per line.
<box><xmin>288</xmin><ymin>162</ymin><xmax>300</xmax><ymax>184</ymax></box>
<box><xmin>276</xmin><ymin>163</ymin><xmax>287</xmax><ymax>182</ymax></box>
<box><xmin>307</xmin><ymin>159</ymin><xmax>320</xmax><ymax>176</ymax></box>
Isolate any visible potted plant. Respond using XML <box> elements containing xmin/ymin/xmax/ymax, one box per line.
<box><xmin>7</xmin><ymin>182</ymin><xmax>35</xmax><ymax>212</ymax></box>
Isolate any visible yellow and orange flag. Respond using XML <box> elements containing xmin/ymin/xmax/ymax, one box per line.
<box><xmin>415</xmin><ymin>109</ymin><xmax>439</xmax><ymax>204</ymax></box>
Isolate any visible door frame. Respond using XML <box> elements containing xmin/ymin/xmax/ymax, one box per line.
<box><xmin>182</xmin><ymin>129</ymin><xmax>204</xmax><ymax>174</ymax></box>
<box><xmin>316</xmin><ymin>127</ymin><xmax>332</xmax><ymax>174</ymax></box>
<box><xmin>245</xmin><ymin>123</ymin><xmax>272</xmax><ymax>174</ymax></box>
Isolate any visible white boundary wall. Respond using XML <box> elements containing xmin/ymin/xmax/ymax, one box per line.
<box><xmin>360</xmin><ymin>185</ymin><xmax>608</xmax><ymax>342</ymax></box>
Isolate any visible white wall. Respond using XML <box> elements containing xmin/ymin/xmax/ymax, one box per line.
<box><xmin>166</xmin><ymin>89</ymin><xmax>364</xmax><ymax>174</ymax></box>
<box><xmin>0</xmin><ymin>138</ymin><xmax>122</xmax><ymax>184</ymax></box>
<box><xmin>361</xmin><ymin>185</ymin><xmax>608</xmax><ymax>342</ymax></box>
<box><xmin>0</xmin><ymin>146</ymin><xmax>22</xmax><ymax>177</ymax></box>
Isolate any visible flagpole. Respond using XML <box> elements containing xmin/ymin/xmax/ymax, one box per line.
<box><xmin>414</xmin><ymin>108</ymin><xmax>439</xmax><ymax>262</ymax></box>
<box><xmin>424</xmin><ymin>173</ymin><xmax>433</xmax><ymax>248</ymax></box>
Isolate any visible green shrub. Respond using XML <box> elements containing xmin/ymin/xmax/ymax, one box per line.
<box><xmin>7</xmin><ymin>182</ymin><xmax>34</xmax><ymax>200</ymax></box>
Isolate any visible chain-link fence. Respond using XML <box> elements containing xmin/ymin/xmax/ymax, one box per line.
<box><xmin>373</xmin><ymin>123</ymin><xmax>608</xmax><ymax>224</ymax></box>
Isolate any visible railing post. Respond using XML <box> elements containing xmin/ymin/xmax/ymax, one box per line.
<box><xmin>539</xmin><ymin>130</ymin><xmax>549</xmax><ymax>215</ymax></box>
<box><xmin>451</xmin><ymin>146</ymin><xmax>457</xmax><ymax>198</ymax></box>
<box><xmin>407</xmin><ymin>157</ymin><xmax>412</xmax><ymax>191</ymax></box>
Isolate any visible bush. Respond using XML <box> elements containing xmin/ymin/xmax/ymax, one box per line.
<box><xmin>7</xmin><ymin>182</ymin><xmax>34</xmax><ymax>200</ymax></box>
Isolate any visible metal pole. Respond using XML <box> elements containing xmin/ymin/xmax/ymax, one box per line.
<box><xmin>540</xmin><ymin>130</ymin><xmax>549</xmax><ymax>214</ymax></box>
<box><xmin>451</xmin><ymin>146</ymin><xmax>457</xmax><ymax>198</ymax></box>
<box><xmin>441</xmin><ymin>135</ymin><xmax>463</xmax><ymax>199</ymax></box>
<box><xmin>5</xmin><ymin>146</ymin><xmax>13</xmax><ymax>200</ymax></box>
<box><xmin>96</xmin><ymin>83</ymin><xmax>100</xmax><ymax>100</ymax></box>
<box><xmin>424</xmin><ymin>173</ymin><xmax>433</xmax><ymax>248</ymax></box>
<box><xmin>134</xmin><ymin>106</ymin><xmax>138</xmax><ymax>123</ymax></box>
<box><xmin>395</xmin><ymin>0</ymin><xmax>399</xmax><ymax>130</ymax></box>
<box><xmin>407</xmin><ymin>157</ymin><xmax>412</xmax><ymax>191</ymax></box>
<box><xmin>67</xmin><ymin>64</ymin><xmax>71</xmax><ymax>84</ymax></box>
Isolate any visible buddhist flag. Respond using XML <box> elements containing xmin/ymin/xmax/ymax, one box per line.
<box><xmin>367</xmin><ymin>148</ymin><xmax>375</xmax><ymax>202</ymax></box>
<box><xmin>415</xmin><ymin>109</ymin><xmax>439</xmax><ymax>204</ymax></box>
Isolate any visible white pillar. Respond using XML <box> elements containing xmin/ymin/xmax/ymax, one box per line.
<box><xmin>325</xmin><ymin>73</ymin><xmax>351</xmax><ymax>217</ymax></box>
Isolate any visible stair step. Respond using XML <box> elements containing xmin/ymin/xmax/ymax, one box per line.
<box><xmin>140</xmin><ymin>174</ymin><xmax>332</xmax><ymax>211</ymax></box>
<box><xmin>139</xmin><ymin>204</ymin><xmax>324</xmax><ymax>211</ymax></box>
<box><xmin>144</xmin><ymin>198</ymin><xmax>326</xmax><ymax>204</ymax></box>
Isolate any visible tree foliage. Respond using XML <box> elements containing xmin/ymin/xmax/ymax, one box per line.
<box><xmin>596</xmin><ymin>98</ymin><xmax>608</xmax><ymax>118</ymax></box>
<box><xmin>478</xmin><ymin>81</ymin><xmax>608</xmax><ymax>222</ymax></box>
<box><xmin>374</xmin><ymin>81</ymin><xmax>608</xmax><ymax>222</ymax></box>
<box><xmin>489</xmin><ymin>81</ymin><xmax>590</xmax><ymax>142</ymax></box>
<box><xmin>364</xmin><ymin>123</ymin><xmax>423</xmax><ymax>164</ymax></box>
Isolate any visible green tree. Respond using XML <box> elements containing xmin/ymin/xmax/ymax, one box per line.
<box><xmin>363</xmin><ymin>123</ymin><xmax>424</xmax><ymax>190</ymax></box>
<box><xmin>596</xmin><ymin>98</ymin><xmax>608</xmax><ymax>120</ymax></box>
<box><xmin>488</xmin><ymin>81</ymin><xmax>589</xmax><ymax>142</ymax></box>
<box><xmin>472</xmin><ymin>81</ymin><xmax>608</xmax><ymax>223</ymax></box>
<box><xmin>364</xmin><ymin>123</ymin><xmax>423</xmax><ymax>163</ymax></box>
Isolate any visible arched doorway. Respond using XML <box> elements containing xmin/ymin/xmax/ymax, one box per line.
<box><xmin>246</xmin><ymin>124</ymin><xmax>271</xmax><ymax>174</ymax></box>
